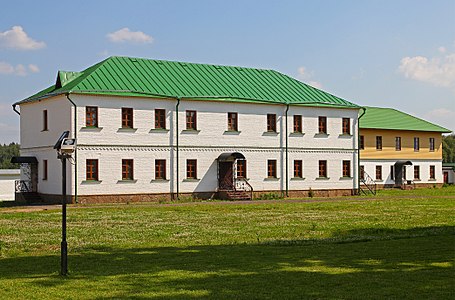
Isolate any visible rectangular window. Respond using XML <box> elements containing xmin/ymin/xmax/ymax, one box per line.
<box><xmin>187</xmin><ymin>159</ymin><xmax>197</xmax><ymax>179</ymax></box>
<box><xmin>293</xmin><ymin>115</ymin><xmax>302</xmax><ymax>133</ymax></box>
<box><xmin>155</xmin><ymin>109</ymin><xmax>166</xmax><ymax>129</ymax></box>
<box><xmin>414</xmin><ymin>137</ymin><xmax>420</xmax><ymax>151</ymax></box>
<box><xmin>360</xmin><ymin>165</ymin><xmax>365</xmax><ymax>180</ymax></box>
<box><xmin>122</xmin><ymin>159</ymin><xmax>134</xmax><ymax>180</ymax></box>
<box><xmin>186</xmin><ymin>110</ymin><xmax>197</xmax><ymax>130</ymax></box>
<box><xmin>395</xmin><ymin>137</ymin><xmax>401</xmax><ymax>151</ymax></box>
<box><xmin>228</xmin><ymin>112</ymin><xmax>238</xmax><ymax>131</ymax></box>
<box><xmin>414</xmin><ymin>166</ymin><xmax>420</xmax><ymax>180</ymax></box>
<box><xmin>390</xmin><ymin>165</ymin><xmax>395</xmax><ymax>180</ymax></box>
<box><xmin>86</xmin><ymin>159</ymin><xmax>98</xmax><ymax>181</ymax></box>
<box><xmin>267</xmin><ymin>160</ymin><xmax>277</xmax><ymax>178</ymax></box>
<box><xmin>237</xmin><ymin>160</ymin><xmax>247</xmax><ymax>178</ymax></box>
<box><xmin>294</xmin><ymin>160</ymin><xmax>303</xmax><ymax>178</ymax></box>
<box><xmin>122</xmin><ymin>108</ymin><xmax>133</xmax><ymax>128</ymax></box>
<box><xmin>430</xmin><ymin>165</ymin><xmax>435</xmax><ymax>179</ymax></box>
<box><xmin>86</xmin><ymin>106</ymin><xmax>98</xmax><ymax>127</ymax></box>
<box><xmin>342</xmin><ymin>160</ymin><xmax>351</xmax><ymax>177</ymax></box>
<box><xmin>429</xmin><ymin>138</ymin><xmax>435</xmax><ymax>152</ymax></box>
<box><xmin>403</xmin><ymin>167</ymin><xmax>407</xmax><ymax>180</ymax></box>
<box><xmin>319</xmin><ymin>160</ymin><xmax>327</xmax><ymax>178</ymax></box>
<box><xmin>43</xmin><ymin>110</ymin><xmax>48</xmax><ymax>131</ymax></box>
<box><xmin>375</xmin><ymin>166</ymin><xmax>382</xmax><ymax>180</ymax></box>
<box><xmin>267</xmin><ymin>114</ymin><xmax>276</xmax><ymax>132</ymax></box>
<box><xmin>318</xmin><ymin>116</ymin><xmax>327</xmax><ymax>134</ymax></box>
<box><xmin>360</xmin><ymin>135</ymin><xmax>364</xmax><ymax>150</ymax></box>
<box><xmin>43</xmin><ymin>159</ymin><xmax>48</xmax><ymax>180</ymax></box>
<box><xmin>376</xmin><ymin>136</ymin><xmax>382</xmax><ymax>150</ymax></box>
<box><xmin>342</xmin><ymin>118</ymin><xmax>350</xmax><ymax>135</ymax></box>
<box><xmin>155</xmin><ymin>159</ymin><xmax>166</xmax><ymax>180</ymax></box>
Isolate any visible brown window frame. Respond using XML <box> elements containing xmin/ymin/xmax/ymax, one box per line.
<box><xmin>318</xmin><ymin>116</ymin><xmax>327</xmax><ymax>134</ymax></box>
<box><xmin>122</xmin><ymin>108</ymin><xmax>134</xmax><ymax>128</ymax></box>
<box><xmin>86</xmin><ymin>106</ymin><xmax>98</xmax><ymax>127</ymax></box>
<box><xmin>342</xmin><ymin>160</ymin><xmax>351</xmax><ymax>177</ymax></box>
<box><xmin>293</xmin><ymin>115</ymin><xmax>302</xmax><ymax>133</ymax></box>
<box><xmin>429</xmin><ymin>138</ymin><xmax>435</xmax><ymax>152</ymax></box>
<box><xmin>360</xmin><ymin>135</ymin><xmax>364</xmax><ymax>150</ymax></box>
<box><xmin>227</xmin><ymin>112</ymin><xmax>238</xmax><ymax>131</ymax></box>
<box><xmin>155</xmin><ymin>159</ymin><xmax>166</xmax><ymax>180</ymax></box>
<box><xmin>43</xmin><ymin>159</ymin><xmax>48</xmax><ymax>180</ymax></box>
<box><xmin>237</xmin><ymin>160</ymin><xmax>247</xmax><ymax>178</ymax></box>
<box><xmin>186</xmin><ymin>110</ymin><xmax>197</xmax><ymax>130</ymax></box>
<box><xmin>414</xmin><ymin>137</ymin><xmax>420</xmax><ymax>152</ymax></box>
<box><xmin>294</xmin><ymin>160</ymin><xmax>303</xmax><ymax>178</ymax></box>
<box><xmin>342</xmin><ymin>118</ymin><xmax>350</xmax><ymax>135</ymax></box>
<box><xmin>429</xmin><ymin>165</ymin><xmax>435</xmax><ymax>179</ymax></box>
<box><xmin>86</xmin><ymin>159</ymin><xmax>99</xmax><ymax>181</ymax></box>
<box><xmin>319</xmin><ymin>160</ymin><xmax>327</xmax><ymax>178</ymax></box>
<box><xmin>187</xmin><ymin>159</ymin><xmax>197</xmax><ymax>179</ymax></box>
<box><xmin>267</xmin><ymin>114</ymin><xmax>276</xmax><ymax>132</ymax></box>
<box><xmin>43</xmin><ymin>110</ymin><xmax>48</xmax><ymax>131</ymax></box>
<box><xmin>122</xmin><ymin>159</ymin><xmax>134</xmax><ymax>180</ymax></box>
<box><xmin>376</xmin><ymin>165</ymin><xmax>382</xmax><ymax>180</ymax></box>
<box><xmin>414</xmin><ymin>165</ymin><xmax>420</xmax><ymax>180</ymax></box>
<box><xmin>155</xmin><ymin>109</ymin><xmax>166</xmax><ymax>129</ymax></box>
<box><xmin>376</xmin><ymin>136</ymin><xmax>382</xmax><ymax>150</ymax></box>
<box><xmin>267</xmin><ymin>160</ymin><xmax>277</xmax><ymax>178</ymax></box>
<box><xmin>395</xmin><ymin>137</ymin><xmax>401</xmax><ymax>151</ymax></box>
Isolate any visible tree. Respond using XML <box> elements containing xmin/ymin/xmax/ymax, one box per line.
<box><xmin>442</xmin><ymin>134</ymin><xmax>455</xmax><ymax>163</ymax></box>
<box><xmin>0</xmin><ymin>143</ymin><xmax>20</xmax><ymax>169</ymax></box>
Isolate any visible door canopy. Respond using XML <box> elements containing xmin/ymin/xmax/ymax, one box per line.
<box><xmin>217</xmin><ymin>152</ymin><xmax>245</xmax><ymax>162</ymax></box>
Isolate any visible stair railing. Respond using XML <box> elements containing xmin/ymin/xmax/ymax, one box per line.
<box><xmin>360</xmin><ymin>171</ymin><xmax>377</xmax><ymax>195</ymax></box>
<box><xmin>235</xmin><ymin>177</ymin><xmax>253</xmax><ymax>200</ymax></box>
<box><xmin>15</xmin><ymin>180</ymin><xmax>32</xmax><ymax>193</ymax></box>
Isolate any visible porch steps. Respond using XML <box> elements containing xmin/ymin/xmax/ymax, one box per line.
<box><xmin>225</xmin><ymin>190</ymin><xmax>252</xmax><ymax>200</ymax></box>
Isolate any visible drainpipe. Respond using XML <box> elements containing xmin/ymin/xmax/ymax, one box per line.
<box><xmin>65</xmin><ymin>93</ymin><xmax>78</xmax><ymax>203</ymax></box>
<box><xmin>12</xmin><ymin>104</ymin><xmax>20</xmax><ymax>115</ymax></box>
<box><xmin>285</xmin><ymin>104</ymin><xmax>289</xmax><ymax>197</ymax></box>
<box><xmin>357</xmin><ymin>107</ymin><xmax>366</xmax><ymax>195</ymax></box>
<box><xmin>175</xmin><ymin>97</ymin><xmax>181</xmax><ymax>199</ymax></box>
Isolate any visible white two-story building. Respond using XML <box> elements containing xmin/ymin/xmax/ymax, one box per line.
<box><xmin>13</xmin><ymin>56</ymin><xmax>361</xmax><ymax>203</ymax></box>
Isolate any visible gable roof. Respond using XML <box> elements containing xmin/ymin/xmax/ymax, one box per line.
<box><xmin>15</xmin><ymin>56</ymin><xmax>359</xmax><ymax>108</ymax></box>
<box><xmin>360</xmin><ymin>106</ymin><xmax>451</xmax><ymax>133</ymax></box>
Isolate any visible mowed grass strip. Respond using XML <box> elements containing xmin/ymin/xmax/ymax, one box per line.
<box><xmin>0</xmin><ymin>187</ymin><xmax>454</xmax><ymax>299</ymax></box>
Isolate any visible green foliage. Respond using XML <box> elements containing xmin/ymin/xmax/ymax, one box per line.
<box><xmin>0</xmin><ymin>143</ymin><xmax>20</xmax><ymax>169</ymax></box>
<box><xmin>255</xmin><ymin>192</ymin><xmax>282</xmax><ymax>200</ymax></box>
<box><xmin>442</xmin><ymin>134</ymin><xmax>455</xmax><ymax>163</ymax></box>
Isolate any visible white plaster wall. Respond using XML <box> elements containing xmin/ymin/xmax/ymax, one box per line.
<box><xmin>0</xmin><ymin>170</ymin><xmax>20</xmax><ymax>201</ymax></box>
<box><xmin>360</xmin><ymin>160</ymin><xmax>443</xmax><ymax>184</ymax></box>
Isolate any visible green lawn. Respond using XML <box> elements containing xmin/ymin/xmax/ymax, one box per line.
<box><xmin>0</xmin><ymin>187</ymin><xmax>454</xmax><ymax>299</ymax></box>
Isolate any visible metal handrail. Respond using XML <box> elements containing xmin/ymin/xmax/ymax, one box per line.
<box><xmin>235</xmin><ymin>177</ymin><xmax>253</xmax><ymax>200</ymax></box>
<box><xmin>360</xmin><ymin>171</ymin><xmax>377</xmax><ymax>195</ymax></box>
<box><xmin>15</xmin><ymin>180</ymin><xmax>32</xmax><ymax>193</ymax></box>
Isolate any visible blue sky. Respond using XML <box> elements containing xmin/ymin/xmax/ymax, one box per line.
<box><xmin>1</xmin><ymin>0</ymin><xmax>454</xmax><ymax>143</ymax></box>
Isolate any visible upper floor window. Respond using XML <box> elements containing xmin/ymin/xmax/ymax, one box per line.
<box><xmin>360</xmin><ymin>135</ymin><xmax>364</xmax><ymax>150</ymax></box>
<box><xmin>376</xmin><ymin>136</ymin><xmax>382</xmax><ymax>150</ymax></box>
<box><xmin>155</xmin><ymin>159</ymin><xmax>166</xmax><ymax>180</ymax></box>
<box><xmin>294</xmin><ymin>160</ymin><xmax>303</xmax><ymax>178</ymax></box>
<box><xmin>237</xmin><ymin>160</ymin><xmax>247</xmax><ymax>178</ymax></box>
<box><xmin>86</xmin><ymin>159</ymin><xmax>99</xmax><ymax>181</ymax></box>
<box><xmin>318</xmin><ymin>116</ymin><xmax>327</xmax><ymax>134</ymax></box>
<box><xmin>429</xmin><ymin>165</ymin><xmax>435</xmax><ymax>179</ymax></box>
<box><xmin>342</xmin><ymin>160</ymin><xmax>351</xmax><ymax>177</ymax></box>
<box><xmin>414</xmin><ymin>165</ymin><xmax>420</xmax><ymax>180</ymax></box>
<box><xmin>342</xmin><ymin>118</ymin><xmax>350</xmax><ymax>135</ymax></box>
<box><xmin>267</xmin><ymin>160</ymin><xmax>277</xmax><ymax>178</ymax></box>
<box><xmin>319</xmin><ymin>160</ymin><xmax>327</xmax><ymax>178</ymax></box>
<box><xmin>155</xmin><ymin>109</ymin><xmax>166</xmax><ymax>129</ymax></box>
<box><xmin>429</xmin><ymin>138</ymin><xmax>435</xmax><ymax>152</ymax></box>
<box><xmin>122</xmin><ymin>159</ymin><xmax>134</xmax><ymax>180</ymax></box>
<box><xmin>375</xmin><ymin>165</ymin><xmax>382</xmax><ymax>180</ymax></box>
<box><xmin>122</xmin><ymin>108</ymin><xmax>133</xmax><ymax>128</ymax></box>
<box><xmin>294</xmin><ymin>115</ymin><xmax>302</xmax><ymax>133</ymax></box>
<box><xmin>395</xmin><ymin>137</ymin><xmax>401</xmax><ymax>151</ymax></box>
<box><xmin>187</xmin><ymin>159</ymin><xmax>197</xmax><ymax>179</ymax></box>
<box><xmin>43</xmin><ymin>159</ymin><xmax>48</xmax><ymax>180</ymax></box>
<box><xmin>267</xmin><ymin>114</ymin><xmax>276</xmax><ymax>132</ymax></box>
<box><xmin>43</xmin><ymin>110</ymin><xmax>48</xmax><ymax>131</ymax></box>
<box><xmin>86</xmin><ymin>106</ymin><xmax>98</xmax><ymax>127</ymax></box>
<box><xmin>414</xmin><ymin>137</ymin><xmax>420</xmax><ymax>152</ymax></box>
<box><xmin>186</xmin><ymin>110</ymin><xmax>197</xmax><ymax>130</ymax></box>
<box><xmin>228</xmin><ymin>112</ymin><xmax>238</xmax><ymax>131</ymax></box>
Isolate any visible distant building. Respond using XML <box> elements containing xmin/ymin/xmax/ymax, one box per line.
<box><xmin>0</xmin><ymin>169</ymin><xmax>20</xmax><ymax>201</ymax></box>
<box><xmin>359</xmin><ymin>107</ymin><xmax>451</xmax><ymax>189</ymax></box>
<box><xmin>442</xmin><ymin>163</ymin><xmax>455</xmax><ymax>184</ymax></box>
<box><xmin>12</xmin><ymin>56</ymin><xmax>362</xmax><ymax>203</ymax></box>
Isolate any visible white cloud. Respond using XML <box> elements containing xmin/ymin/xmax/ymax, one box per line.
<box><xmin>107</xmin><ymin>28</ymin><xmax>153</xmax><ymax>44</ymax></box>
<box><xmin>424</xmin><ymin>108</ymin><xmax>455</xmax><ymax>132</ymax></box>
<box><xmin>0</xmin><ymin>26</ymin><xmax>45</xmax><ymax>50</ymax></box>
<box><xmin>0</xmin><ymin>61</ymin><xmax>39</xmax><ymax>76</ymax></box>
<box><xmin>308</xmin><ymin>81</ymin><xmax>323</xmax><ymax>89</ymax></box>
<box><xmin>398</xmin><ymin>50</ymin><xmax>455</xmax><ymax>88</ymax></box>
<box><xmin>297</xmin><ymin>66</ymin><xmax>322</xmax><ymax>89</ymax></box>
<box><xmin>438</xmin><ymin>46</ymin><xmax>446</xmax><ymax>53</ymax></box>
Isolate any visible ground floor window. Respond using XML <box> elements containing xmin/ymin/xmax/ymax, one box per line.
<box><xmin>187</xmin><ymin>159</ymin><xmax>197</xmax><ymax>179</ymax></box>
<box><xmin>237</xmin><ymin>160</ymin><xmax>247</xmax><ymax>178</ymax></box>
<box><xmin>43</xmin><ymin>159</ymin><xmax>48</xmax><ymax>181</ymax></box>
<box><xmin>390</xmin><ymin>165</ymin><xmax>395</xmax><ymax>180</ymax></box>
<box><xmin>375</xmin><ymin>166</ymin><xmax>382</xmax><ymax>180</ymax></box>
<box><xmin>319</xmin><ymin>160</ymin><xmax>327</xmax><ymax>178</ymax></box>
<box><xmin>429</xmin><ymin>165</ymin><xmax>435</xmax><ymax>180</ymax></box>
<box><xmin>342</xmin><ymin>160</ymin><xmax>351</xmax><ymax>177</ymax></box>
<box><xmin>294</xmin><ymin>160</ymin><xmax>302</xmax><ymax>178</ymax></box>
<box><xmin>414</xmin><ymin>166</ymin><xmax>420</xmax><ymax>180</ymax></box>
<box><xmin>155</xmin><ymin>159</ymin><xmax>166</xmax><ymax>180</ymax></box>
<box><xmin>86</xmin><ymin>159</ymin><xmax>98</xmax><ymax>181</ymax></box>
<box><xmin>267</xmin><ymin>160</ymin><xmax>277</xmax><ymax>178</ymax></box>
<box><xmin>360</xmin><ymin>165</ymin><xmax>365</xmax><ymax>180</ymax></box>
<box><xmin>122</xmin><ymin>159</ymin><xmax>134</xmax><ymax>180</ymax></box>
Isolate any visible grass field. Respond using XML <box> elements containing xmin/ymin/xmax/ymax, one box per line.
<box><xmin>0</xmin><ymin>187</ymin><xmax>454</xmax><ymax>299</ymax></box>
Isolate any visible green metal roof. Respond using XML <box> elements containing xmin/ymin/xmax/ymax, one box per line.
<box><xmin>360</xmin><ymin>106</ymin><xmax>451</xmax><ymax>133</ymax></box>
<box><xmin>15</xmin><ymin>56</ymin><xmax>359</xmax><ymax>108</ymax></box>
<box><xmin>443</xmin><ymin>163</ymin><xmax>455</xmax><ymax>170</ymax></box>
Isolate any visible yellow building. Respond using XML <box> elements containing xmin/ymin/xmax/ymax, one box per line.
<box><xmin>359</xmin><ymin>107</ymin><xmax>451</xmax><ymax>190</ymax></box>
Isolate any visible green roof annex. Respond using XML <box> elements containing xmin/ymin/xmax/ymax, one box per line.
<box><xmin>360</xmin><ymin>106</ymin><xmax>451</xmax><ymax>133</ymax></box>
<box><xmin>15</xmin><ymin>56</ymin><xmax>359</xmax><ymax>108</ymax></box>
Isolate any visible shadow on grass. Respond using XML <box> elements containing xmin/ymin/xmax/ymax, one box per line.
<box><xmin>0</xmin><ymin>227</ymin><xmax>454</xmax><ymax>299</ymax></box>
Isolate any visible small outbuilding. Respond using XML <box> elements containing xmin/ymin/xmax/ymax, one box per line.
<box><xmin>0</xmin><ymin>169</ymin><xmax>20</xmax><ymax>201</ymax></box>
<box><xmin>442</xmin><ymin>163</ymin><xmax>455</xmax><ymax>184</ymax></box>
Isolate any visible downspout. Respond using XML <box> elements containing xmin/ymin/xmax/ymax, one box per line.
<box><xmin>66</xmin><ymin>93</ymin><xmax>78</xmax><ymax>203</ymax></box>
<box><xmin>357</xmin><ymin>107</ymin><xmax>366</xmax><ymax>195</ymax></box>
<box><xmin>12</xmin><ymin>104</ymin><xmax>20</xmax><ymax>115</ymax></box>
<box><xmin>285</xmin><ymin>104</ymin><xmax>289</xmax><ymax>197</ymax></box>
<box><xmin>175</xmin><ymin>97</ymin><xmax>181</xmax><ymax>199</ymax></box>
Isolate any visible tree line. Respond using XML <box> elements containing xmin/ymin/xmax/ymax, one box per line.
<box><xmin>0</xmin><ymin>143</ymin><xmax>20</xmax><ymax>169</ymax></box>
<box><xmin>443</xmin><ymin>134</ymin><xmax>455</xmax><ymax>163</ymax></box>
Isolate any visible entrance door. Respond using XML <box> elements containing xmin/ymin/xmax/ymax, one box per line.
<box><xmin>219</xmin><ymin>161</ymin><xmax>234</xmax><ymax>190</ymax></box>
<box><xmin>444</xmin><ymin>172</ymin><xmax>449</xmax><ymax>184</ymax></box>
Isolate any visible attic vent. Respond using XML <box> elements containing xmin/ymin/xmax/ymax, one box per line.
<box><xmin>179</xmin><ymin>62</ymin><xmax>188</xmax><ymax>67</ymax></box>
<box><xmin>130</xmin><ymin>58</ymin><xmax>138</xmax><ymax>63</ymax></box>
<box><xmin>55</xmin><ymin>71</ymin><xmax>83</xmax><ymax>89</ymax></box>
<box><xmin>215</xmin><ymin>66</ymin><xmax>222</xmax><ymax>70</ymax></box>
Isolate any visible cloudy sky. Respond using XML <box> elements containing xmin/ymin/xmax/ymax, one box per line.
<box><xmin>1</xmin><ymin>0</ymin><xmax>454</xmax><ymax>143</ymax></box>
